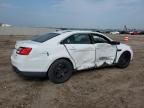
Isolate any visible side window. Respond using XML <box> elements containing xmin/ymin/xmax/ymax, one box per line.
<box><xmin>62</xmin><ymin>34</ymin><xmax>91</xmax><ymax>44</ymax></box>
<box><xmin>92</xmin><ymin>34</ymin><xmax>109</xmax><ymax>43</ymax></box>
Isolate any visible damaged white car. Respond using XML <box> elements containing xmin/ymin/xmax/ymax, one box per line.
<box><xmin>11</xmin><ymin>30</ymin><xmax>133</xmax><ymax>83</ymax></box>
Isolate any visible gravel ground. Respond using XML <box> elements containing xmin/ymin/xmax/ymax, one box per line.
<box><xmin>0</xmin><ymin>34</ymin><xmax>144</xmax><ymax>108</ymax></box>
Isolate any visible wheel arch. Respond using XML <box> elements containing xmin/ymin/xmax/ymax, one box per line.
<box><xmin>47</xmin><ymin>57</ymin><xmax>75</xmax><ymax>74</ymax></box>
<box><xmin>116</xmin><ymin>50</ymin><xmax>131</xmax><ymax>63</ymax></box>
<box><xmin>56</xmin><ymin>57</ymin><xmax>74</xmax><ymax>69</ymax></box>
<box><xmin>121</xmin><ymin>51</ymin><xmax>131</xmax><ymax>58</ymax></box>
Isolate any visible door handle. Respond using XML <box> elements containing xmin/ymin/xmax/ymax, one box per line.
<box><xmin>70</xmin><ymin>48</ymin><xmax>76</xmax><ymax>50</ymax></box>
<box><xmin>69</xmin><ymin>47</ymin><xmax>76</xmax><ymax>50</ymax></box>
<box><xmin>95</xmin><ymin>46</ymin><xmax>99</xmax><ymax>49</ymax></box>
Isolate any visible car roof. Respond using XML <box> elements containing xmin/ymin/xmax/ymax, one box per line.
<box><xmin>54</xmin><ymin>30</ymin><xmax>98</xmax><ymax>34</ymax></box>
<box><xmin>42</xmin><ymin>30</ymin><xmax>113</xmax><ymax>44</ymax></box>
<box><xmin>53</xmin><ymin>30</ymin><xmax>112</xmax><ymax>40</ymax></box>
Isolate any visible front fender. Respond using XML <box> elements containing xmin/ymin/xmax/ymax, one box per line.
<box><xmin>115</xmin><ymin>43</ymin><xmax>133</xmax><ymax>63</ymax></box>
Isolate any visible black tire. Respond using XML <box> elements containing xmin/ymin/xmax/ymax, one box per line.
<box><xmin>117</xmin><ymin>52</ymin><xmax>131</xmax><ymax>68</ymax></box>
<box><xmin>48</xmin><ymin>59</ymin><xmax>73</xmax><ymax>84</ymax></box>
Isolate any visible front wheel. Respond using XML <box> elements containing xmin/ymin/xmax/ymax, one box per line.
<box><xmin>48</xmin><ymin>59</ymin><xmax>73</xmax><ymax>84</ymax></box>
<box><xmin>117</xmin><ymin>52</ymin><xmax>131</xmax><ymax>68</ymax></box>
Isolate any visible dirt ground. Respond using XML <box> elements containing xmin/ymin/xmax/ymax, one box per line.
<box><xmin>0</xmin><ymin>34</ymin><xmax>144</xmax><ymax>108</ymax></box>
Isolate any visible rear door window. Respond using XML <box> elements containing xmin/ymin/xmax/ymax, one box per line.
<box><xmin>62</xmin><ymin>34</ymin><xmax>91</xmax><ymax>44</ymax></box>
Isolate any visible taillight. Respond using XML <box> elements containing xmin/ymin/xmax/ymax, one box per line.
<box><xmin>17</xmin><ymin>47</ymin><xmax>32</xmax><ymax>55</ymax></box>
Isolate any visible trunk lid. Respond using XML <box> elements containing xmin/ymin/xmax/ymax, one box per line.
<box><xmin>15</xmin><ymin>40</ymin><xmax>40</xmax><ymax>49</ymax></box>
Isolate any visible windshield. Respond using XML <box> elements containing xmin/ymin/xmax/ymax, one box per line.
<box><xmin>31</xmin><ymin>33</ymin><xmax>60</xmax><ymax>43</ymax></box>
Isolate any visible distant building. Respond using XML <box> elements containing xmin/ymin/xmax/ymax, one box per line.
<box><xmin>124</xmin><ymin>25</ymin><xmax>128</xmax><ymax>32</ymax></box>
<box><xmin>110</xmin><ymin>31</ymin><xmax>120</xmax><ymax>35</ymax></box>
<box><xmin>0</xmin><ymin>23</ymin><xmax>12</xmax><ymax>27</ymax></box>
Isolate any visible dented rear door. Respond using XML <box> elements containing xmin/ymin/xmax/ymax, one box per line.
<box><xmin>63</xmin><ymin>33</ymin><xmax>95</xmax><ymax>70</ymax></box>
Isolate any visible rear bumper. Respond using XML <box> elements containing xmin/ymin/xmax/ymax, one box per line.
<box><xmin>12</xmin><ymin>66</ymin><xmax>47</xmax><ymax>78</ymax></box>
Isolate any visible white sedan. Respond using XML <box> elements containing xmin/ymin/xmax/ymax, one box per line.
<box><xmin>11</xmin><ymin>30</ymin><xmax>133</xmax><ymax>83</ymax></box>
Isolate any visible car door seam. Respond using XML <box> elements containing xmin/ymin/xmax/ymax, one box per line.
<box><xmin>94</xmin><ymin>46</ymin><xmax>97</xmax><ymax>68</ymax></box>
<box><xmin>63</xmin><ymin>44</ymin><xmax>77</xmax><ymax>69</ymax></box>
<box><xmin>113</xmin><ymin>45</ymin><xmax>118</xmax><ymax>64</ymax></box>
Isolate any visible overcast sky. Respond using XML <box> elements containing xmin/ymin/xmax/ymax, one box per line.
<box><xmin>0</xmin><ymin>0</ymin><xmax>143</xmax><ymax>29</ymax></box>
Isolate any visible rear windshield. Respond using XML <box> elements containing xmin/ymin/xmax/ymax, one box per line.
<box><xmin>31</xmin><ymin>33</ymin><xmax>60</xmax><ymax>43</ymax></box>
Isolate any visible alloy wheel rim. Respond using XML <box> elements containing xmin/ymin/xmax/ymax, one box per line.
<box><xmin>54</xmin><ymin>63</ymin><xmax>68</xmax><ymax>79</ymax></box>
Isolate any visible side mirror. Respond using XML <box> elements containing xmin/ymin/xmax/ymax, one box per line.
<box><xmin>110</xmin><ymin>41</ymin><xmax>120</xmax><ymax>45</ymax></box>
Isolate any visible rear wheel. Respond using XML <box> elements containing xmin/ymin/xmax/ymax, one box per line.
<box><xmin>117</xmin><ymin>52</ymin><xmax>131</xmax><ymax>68</ymax></box>
<box><xmin>48</xmin><ymin>59</ymin><xmax>73</xmax><ymax>84</ymax></box>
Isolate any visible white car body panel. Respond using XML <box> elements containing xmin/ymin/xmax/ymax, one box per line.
<box><xmin>65</xmin><ymin>44</ymin><xmax>95</xmax><ymax>70</ymax></box>
<box><xmin>94</xmin><ymin>43</ymin><xmax>117</xmax><ymax>67</ymax></box>
<box><xmin>116</xmin><ymin>43</ymin><xmax>133</xmax><ymax>62</ymax></box>
<box><xmin>11</xmin><ymin>42</ymin><xmax>48</xmax><ymax>72</ymax></box>
<box><xmin>11</xmin><ymin>30</ymin><xmax>133</xmax><ymax>77</ymax></box>
<box><xmin>40</xmin><ymin>44</ymin><xmax>76</xmax><ymax>72</ymax></box>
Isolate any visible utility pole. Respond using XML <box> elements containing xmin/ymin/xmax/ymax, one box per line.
<box><xmin>124</xmin><ymin>25</ymin><xmax>128</xmax><ymax>31</ymax></box>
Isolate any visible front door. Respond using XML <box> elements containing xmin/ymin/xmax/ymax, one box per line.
<box><xmin>91</xmin><ymin>33</ymin><xmax>117</xmax><ymax>67</ymax></box>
